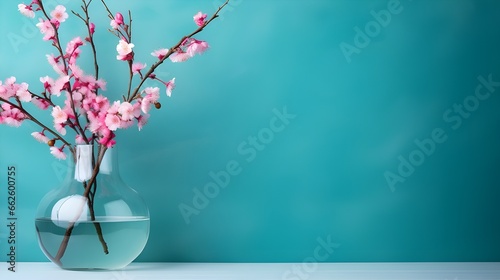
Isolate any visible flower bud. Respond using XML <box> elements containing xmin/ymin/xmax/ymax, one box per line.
<box><xmin>115</xmin><ymin>13</ymin><xmax>124</xmax><ymax>24</ymax></box>
<box><xmin>48</xmin><ymin>139</ymin><xmax>55</xmax><ymax>147</ymax></box>
<box><xmin>154</xmin><ymin>102</ymin><xmax>161</xmax><ymax>109</ymax></box>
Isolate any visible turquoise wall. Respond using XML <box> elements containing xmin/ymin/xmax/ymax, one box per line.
<box><xmin>1</xmin><ymin>0</ymin><xmax>500</xmax><ymax>262</ymax></box>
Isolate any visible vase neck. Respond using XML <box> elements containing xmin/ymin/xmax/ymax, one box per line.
<box><xmin>74</xmin><ymin>145</ymin><xmax>118</xmax><ymax>182</ymax></box>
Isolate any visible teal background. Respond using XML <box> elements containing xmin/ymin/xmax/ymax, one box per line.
<box><xmin>1</xmin><ymin>0</ymin><xmax>500</xmax><ymax>262</ymax></box>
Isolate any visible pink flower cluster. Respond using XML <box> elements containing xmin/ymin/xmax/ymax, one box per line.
<box><xmin>110</xmin><ymin>12</ymin><xmax>124</xmax><ymax>30</ymax></box>
<box><xmin>1</xmin><ymin>0</ymin><xmax>221</xmax><ymax>160</ymax></box>
<box><xmin>169</xmin><ymin>38</ymin><xmax>209</xmax><ymax>63</ymax></box>
<box><xmin>144</xmin><ymin>12</ymin><xmax>210</xmax><ymax>64</ymax></box>
<box><xmin>0</xmin><ymin>77</ymin><xmax>31</xmax><ymax>102</ymax></box>
<box><xmin>20</xmin><ymin>1</ymin><xmax>69</xmax><ymax>42</ymax></box>
<box><xmin>0</xmin><ymin>77</ymin><xmax>30</xmax><ymax>127</ymax></box>
<box><xmin>193</xmin><ymin>12</ymin><xmax>207</xmax><ymax>27</ymax></box>
<box><xmin>0</xmin><ymin>103</ymin><xmax>27</xmax><ymax>127</ymax></box>
<box><xmin>17</xmin><ymin>2</ymin><xmax>36</xmax><ymax>18</ymax></box>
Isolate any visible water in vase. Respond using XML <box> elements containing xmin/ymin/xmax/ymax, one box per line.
<box><xmin>35</xmin><ymin>216</ymin><xmax>149</xmax><ymax>270</ymax></box>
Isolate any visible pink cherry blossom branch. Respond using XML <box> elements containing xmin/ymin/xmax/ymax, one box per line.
<box><xmin>72</xmin><ymin>0</ymin><xmax>100</xmax><ymax>81</ymax></box>
<box><xmin>29</xmin><ymin>89</ymin><xmax>51</xmax><ymax>104</ymax></box>
<box><xmin>14</xmin><ymin>86</ymin><xmax>88</xmax><ymax>149</ymax></box>
<box><xmin>99</xmin><ymin>1</ymin><xmax>136</xmax><ymax>100</ymax></box>
<box><xmin>127</xmin><ymin>0</ymin><xmax>230</xmax><ymax>102</ymax></box>
<box><xmin>9</xmin><ymin>0</ymin><xmax>230</xmax><ymax>267</ymax></box>
<box><xmin>100</xmin><ymin>1</ymin><xmax>133</xmax><ymax>43</ymax></box>
<box><xmin>0</xmin><ymin>96</ymin><xmax>75</xmax><ymax>157</ymax></box>
<box><xmin>38</xmin><ymin>1</ymin><xmax>100</xmax><ymax>145</ymax></box>
<box><xmin>71</xmin><ymin>0</ymin><xmax>103</xmax><ymax>145</ymax></box>
<box><xmin>30</xmin><ymin>87</ymin><xmax>90</xmax><ymax>147</ymax></box>
<box><xmin>126</xmin><ymin>11</ymin><xmax>135</xmax><ymax>100</ymax></box>
<box><xmin>37</xmin><ymin>1</ymin><xmax>68</xmax><ymax>73</ymax></box>
<box><xmin>37</xmin><ymin>1</ymin><xmax>91</xmax><ymax>144</ymax></box>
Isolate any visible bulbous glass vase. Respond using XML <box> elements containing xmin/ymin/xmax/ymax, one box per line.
<box><xmin>35</xmin><ymin>145</ymin><xmax>149</xmax><ymax>270</ymax></box>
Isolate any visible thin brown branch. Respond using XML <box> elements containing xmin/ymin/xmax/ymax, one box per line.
<box><xmin>29</xmin><ymin>90</ymin><xmax>53</xmax><ymax>105</ymax></box>
<box><xmin>127</xmin><ymin>0</ymin><xmax>230</xmax><ymax>102</ymax></box>
<box><xmin>0</xmin><ymin>97</ymin><xmax>74</xmax><ymax>156</ymax></box>
<box><xmin>54</xmin><ymin>144</ymin><xmax>109</xmax><ymax>263</ymax></box>
<box><xmin>37</xmin><ymin>0</ymin><xmax>90</xmax><ymax>144</ymax></box>
<box><xmin>37</xmin><ymin>0</ymin><xmax>68</xmax><ymax>73</ymax></box>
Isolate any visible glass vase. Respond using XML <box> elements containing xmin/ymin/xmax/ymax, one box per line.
<box><xmin>35</xmin><ymin>144</ymin><xmax>150</xmax><ymax>270</ymax></box>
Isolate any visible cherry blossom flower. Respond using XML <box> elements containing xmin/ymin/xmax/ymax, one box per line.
<box><xmin>91</xmin><ymin>95</ymin><xmax>110</xmax><ymax>112</ymax></box>
<box><xmin>50</xmin><ymin>146</ymin><xmax>67</xmax><ymax>160</ymax></box>
<box><xmin>52</xmin><ymin>105</ymin><xmax>68</xmax><ymax>124</ymax></box>
<box><xmin>104</xmin><ymin>114</ymin><xmax>121</xmax><ymax>131</ymax></box>
<box><xmin>16</xmin><ymin>82</ymin><xmax>32</xmax><ymax>102</ymax></box>
<box><xmin>0</xmin><ymin>103</ymin><xmax>26</xmax><ymax>127</ymax></box>
<box><xmin>169</xmin><ymin>50</ymin><xmax>191</xmax><ymax>63</ymax></box>
<box><xmin>0</xmin><ymin>78</ymin><xmax>15</xmax><ymax>99</ymax></box>
<box><xmin>115</xmin><ymin>12</ymin><xmax>124</xmax><ymax>24</ymax></box>
<box><xmin>140</xmin><ymin>87</ymin><xmax>160</xmax><ymax>114</ymax></box>
<box><xmin>151</xmin><ymin>49</ymin><xmax>169</xmax><ymax>60</ymax></box>
<box><xmin>40</xmin><ymin>75</ymin><xmax>67</xmax><ymax>96</ymax></box>
<box><xmin>118</xmin><ymin>102</ymin><xmax>136</xmax><ymax>121</ymax></box>
<box><xmin>87</xmin><ymin>110</ymin><xmax>106</xmax><ymax>133</ymax></box>
<box><xmin>105</xmin><ymin>102</ymin><xmax>122</xmax><ymax>131</ymax></box>
<box><xmin>2</xmin><ymin>117</ymin><xmax>23</xmax><ymax>127</ymax></box>
<box><xmin>36</xmin><ymin>18</ymin><xmax>55</xmax><ymax>41</ymax></box>
<box><xmin>71</xmin><ymin>93</ymin><xmax>85</xmax><ymax>111</ymax></box>
<box><xmin>62</xmin><ymin>98</ymin><xmax>76</xmax><ymax>120</ymax></box>
<box><xmin>137</xmin><ymin>114</ymin><xmax>149</xmax><ymax>131</ymax></box>
<box><xmin>53</xmin><ymin>75</ymin><xmax>70</xmax><ymax>96</ymax></box>
<box><xmin>0</xmin><ymin>83</ymin><xmax>6</xmax><ymax>98</ymax></box>
<box><xmin>132</xmin><ymin>101</ymin><xmax>142</xmax><ymax>116</ymax></box>
<box><xmin>107</xmin><ymin>100</ymin><xmax>120</xmax><ymax>114</ymax></box>
<box><xmin>5</xmin><ymin>76</ymin><xmax>16</xmax><ymax>85</ymax></box>
<box><xmin>3</xmin><ymin>117</ymin><xmax>23</xmax><ymax>127</ymax></box>
<box><xmin>66</xmin><ymin>37</ymin><xmax>84</xmax><ymax>60</ymax></box>
<box><xmin>89</xmin><ymin>22</ymin><xmax>95</xmax><ymax>34</ymax></box>
<box><xmin>164</xmin><ymin>78</ymin><xmax>175</xmax><ymax>97</ymax></box>
<box><xmin>18</xmin><ymin>4</ymin><xmax>35</xmax><ymax>18</ymax></box>
<box><xmin>0</xmin><ymin>88</ymin><xmax>8</xmax><ymax>100</ymax></box>
<box><xmin>120</xmin><ymin>119</ymin><xmax>134</xmax><ymax>129</ymax></box>
<box><xmin>110</xmin><ymin>12</ymin><xmax>124</xmax><ymax>29</ymax></box>
<box><xmin>31</xmin><ymin>131</ymin><xmax>50</xmax><ymax>143</ymax></box>
<box><xmin>0</xmin><ymin>78</ymin><xmax>31</xmax><ymax>102</ymax></box>
<box><xmin>47</xmin><ymin>54</ymin><xmax>65</xmax><ymax>75</ymax></box>
<box><xmin>50</xmin><ymin>5</ymin><xmax>68</xmax><ymax>23</ymax></box>
<box><xmin>40</xmin><ymin>76</ymin><xmax>54</xmax><ymax>92</ymax></box>
<box><xmin>193</xmin><ymin>12</ymin><xmax>207</xmax><ymax>27</ymax></box>
<box><xmin>140</xmin><ymin>99</ymin><xmax>152</xmax><ymax>114</ymax></box>
<box><xmin>69</xmin><ymin>63</ymin><xmax>84</xmax><ymax>79</ymax></box>
<box><xmin>98</xmin><ymin>130</ymin><xmax>116</xmax><ymax>148</ymax></box>
<box><xmin>116</xmin><ymin>39</ymin><xmax>134</xmax><ymax>61</ymax></box>
<box><xmin>54</xmin><ymin>123</ymin><xmax>66</xmax><ymax>135</ymax></box>
<box><xmin>104</xmin><ymin>139</ymin><xmax>116</xmax><ymax>148</ymax></box>
<box><xmin>186</xmin><ymin>39</ymin><xmax>209</xmax><ymax>57</ymax></box>
<box><xmin>132</xmin><ymin>62</ymin><xmax>146</xmax><ymax>75</ymax></box>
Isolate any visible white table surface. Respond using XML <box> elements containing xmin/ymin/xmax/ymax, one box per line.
<box><xmin>1</xmin><ymin>262</ymin><xmax>499</xmax><ymax>280</ymax></box>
